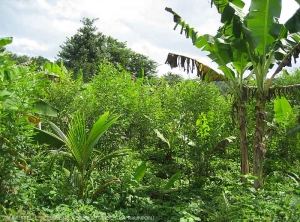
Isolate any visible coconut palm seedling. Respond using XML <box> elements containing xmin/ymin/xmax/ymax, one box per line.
<box><xmin>45</xmin><ymin>112</ymin><xmax>131</xmax><ymax>199</ymax></box>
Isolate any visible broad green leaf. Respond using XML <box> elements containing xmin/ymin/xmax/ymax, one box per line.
<box><xmin>245</xmin><ymin>0</ymin><xmax>282</xmax><ymax>55</ymax></box>
<box><xmin>164</xmin><ymin>171</ymin><xmax>181</xmax><ymax>189</ymax></box>
<box><xmin>220</xmin><ymin>3</ymin><xmax>246</xmax><ymax>38</ymax></box>
<box><xmin>33</xmin><ymin>100</ymin><xmax>59</xmax><ymax>117</ymax></box>
<box><xmin>232</xmin><ymin>49</ymin><xmax>250</xmax><ymax>75</ymax></box>
<box><xmin>32</xmin><ymin>127</ymin><xmax>65</xmax><ymax>148</ymax></box>
<box><xmin>219</xmin><ymin>65</ymin><xmax>235</xmax><ymax>80</ymax></box>
<box><xmin>133</xmin><ymin>162</ymin><xmax>147</xmax><ymax>183</ymax></box>
<box><xmin>269</xmin><ymin>23</ymin><xmax>287</xmax><ymax>39</ymax></box>
<box><xmin>274</xmin><ymin>97</ymin><xmax>296</xmax><ymax>126</ymax></box>
<box><xmin>0</xmin><ymin>37</ymin><xmax>13</xmax><ymax>48</ymax></box>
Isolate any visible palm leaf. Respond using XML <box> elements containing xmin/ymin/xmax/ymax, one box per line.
<box><xmin>32</xmin><ymin>127</ymin><xmax>65</xmax><ymax>148</ymax></box>
<box><xmin>49</xmin><ymin>122</ymin><xmax>69</xmax><ymax>142</ymax></box>
<box><xmin>67</xmin><ymin>114</ymin><xmax>87</xmax><ymax>170</ymax></box>
<box><xmin>86</xmin><ymin>112</ymin><xmax>119</xmax><ymax>151</ymax></box>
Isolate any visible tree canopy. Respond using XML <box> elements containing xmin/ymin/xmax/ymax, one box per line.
<box><xmin>58</xmin><ymin>18</ymin><xmax>157</xmax><ymax>81</ymax></box>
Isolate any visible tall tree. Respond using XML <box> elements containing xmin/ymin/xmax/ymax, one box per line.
<box><xmin>165</xmin><ymin>0</ymin><xmax>300</xmax><ymax>188</ymax></box>
<box><xmin>58</xmin><ymin>18</ymin><xmax>157</xmax><ymax>81</ymax></box>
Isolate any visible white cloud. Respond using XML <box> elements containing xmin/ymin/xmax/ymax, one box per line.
<box><xmin>8</xmin><ymin>37</ymin><xmax>48</xmax><ymax>52</ymax></box>
<box><xmin>51</xmin><ymin>19</ymin><xmax>81</xmax><ymax>35</ymax></box>
<box><xmin>280</xmin><ymin>0</ymin><xmax>299</xmax><ymax>23</ymax></box>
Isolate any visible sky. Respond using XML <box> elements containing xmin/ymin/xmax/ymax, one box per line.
<box><xmin>0</xmin><ymin>0</ymin><xmax>299</xmax><ymax>77</ymax></box>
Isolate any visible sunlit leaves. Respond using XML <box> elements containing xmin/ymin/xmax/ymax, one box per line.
<box><xmin>245</xmin><ymin>0</ymin><xmax>282</xmax><ymax>55</ymax></box>
<box><xmin>196</xmin><ymin>112</ymin><xmax>211</xmax><ymax>139</ymax></box>
<box><xmin>0</xmin><ymin>37</ymin><xmax>13</xmax><ymax>48</ymax></box>
<box><xmin>274</xmin><ymin>97</ymin><xmax>296</xmax><ymax>127</ymax></box>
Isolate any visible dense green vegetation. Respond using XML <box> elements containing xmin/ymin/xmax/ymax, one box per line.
<box><xmin>58</xmin><ymin>18</ymin><xmax>157</xmax><ymax>81</ymax></box>
<box><xmin>166</xmin><ymin>0</ymin><xmax>300</xmax><ymax>189</ymax></box>
<box><xmin>1</xmin><ymin>0</ymin><xmax>300</xmax><ymax>221</ymax></box>
<box><xmin>1</xmin><ymin>39</ymin><xmax>299</xmax><ymax>221</ymax></box>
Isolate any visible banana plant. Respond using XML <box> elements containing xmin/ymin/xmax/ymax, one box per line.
<box><xmin>165</xmin><ymin>0</ymin><xmax>300</xmax><ymax>188</ymax></box>
<box><xmin>165</xmin><ymin>3</ymin><xmax>251</xmax><ymax>182</ymax></box>
<box><xmin>43</xmin><ymin>112</ymin><xmax>131</xmax><ymax>199</ymax></box>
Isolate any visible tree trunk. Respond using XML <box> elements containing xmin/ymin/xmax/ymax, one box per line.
<box><xmin>237</xmin><ymin>102</ymin><xmax>249</xmax><ymax>181</ymax></box>
<box><xmin>253</xmin><ymin>96</ymin><xmax>266</xmax><ymax>189</ymax></box>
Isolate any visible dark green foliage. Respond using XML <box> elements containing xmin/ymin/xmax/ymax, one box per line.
<box><xmin>9</xmin><ymin>53</ymin><xmax>50</xmax><ymax>70</ymax></box>
<box><xmin>58</xmin><ymin>18</ymin><xmax>157</xmax><ymax>82</ymax></box>
<box><xmin>0</xmin><ymin>40</ymin><xmax>51</xmax><ymax>206</ymax></box>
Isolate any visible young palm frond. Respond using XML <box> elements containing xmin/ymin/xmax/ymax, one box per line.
<box><xmin>47</xmin><ymin>111</ymin><xmax>131</xmax><ymax>198</ymax></box>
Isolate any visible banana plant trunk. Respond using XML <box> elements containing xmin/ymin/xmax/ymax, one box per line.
<box><xmin>237</xmin><ymin>102</ymin><xmax>249</xmax><ymax>181</ymax></box>
<box><xmin>253</xmin><ymin>95</ymin><xmax>267</xmax><ymax>189</ymax></box>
